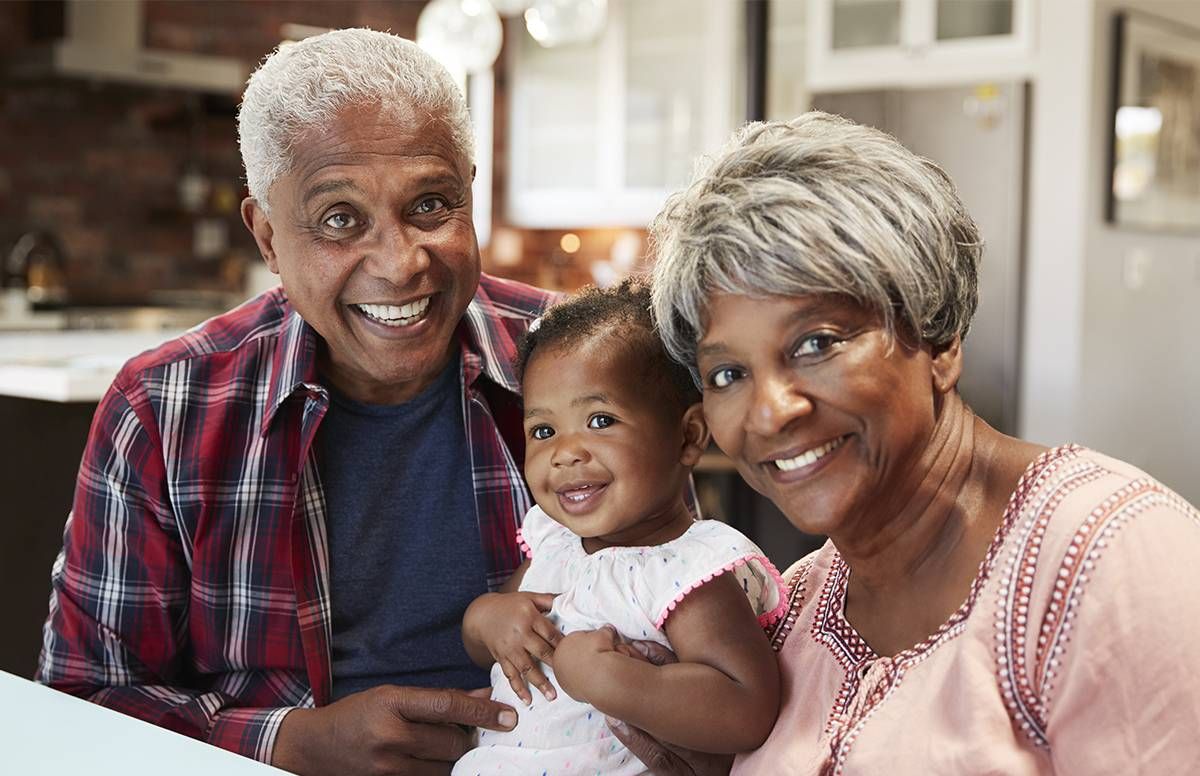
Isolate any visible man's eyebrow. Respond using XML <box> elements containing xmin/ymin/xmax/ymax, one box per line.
<box><xmin>302</xmin><ymin>178</ymin><xmax>361</xmax><ymax>206</ymax></box>
<box><xmin>695</xmin><ymin>342</ymin><xmax>727</xmax><ymax>360</ymax></box>
<box><xmin>524</xmin><ymin>407</ymin><xmax>547</xmax><ymax>420</ymax></box>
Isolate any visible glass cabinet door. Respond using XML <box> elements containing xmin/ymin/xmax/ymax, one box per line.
<box><xmin>623</xmin><ymin>0</ymin><xmax>709</xmax><ymax>189</ymax></box>
<box><xmin>510</xmin><ymin>27</ymin><xmax>602</xmax><ymax>192</ymax></box>
<box><xmin>936</xmin><ymin>0</ymin><xmax>1014</xmax><ymax>41</ymax></box>
<box><xmin>832</xmin><ymin>0</ymin><xmax>902</xmax><ymax>49</ymax></box>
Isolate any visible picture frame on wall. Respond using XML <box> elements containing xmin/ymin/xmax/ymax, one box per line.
<box><xmin>1106</xmin><ymin>12</ymin><xmax>1200</xmax><ymax>233</ymax></box>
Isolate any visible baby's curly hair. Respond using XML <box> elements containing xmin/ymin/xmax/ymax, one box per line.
<box><xmin>516</xmin><ymin>278</ymin><xmax>700</xmax><ymax>413</ymax></box>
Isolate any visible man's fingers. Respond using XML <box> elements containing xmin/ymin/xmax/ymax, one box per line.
<box><xmin>381</xmin><ymin>720</ymin><xmax>473</xmax><ymax>763</ymax></box>
<box><xmin>389</xmin><ymin>686</ymin><xmax>518</xmax><ymax>731</ymax></box>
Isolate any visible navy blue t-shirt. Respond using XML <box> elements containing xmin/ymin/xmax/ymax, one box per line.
<box><xmin>318</xmin><ymin>354</ymin><xmax>491</xmax><ymax>701</ymax></box>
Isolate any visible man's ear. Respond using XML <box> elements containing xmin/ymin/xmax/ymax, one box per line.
<box><xmin>241</xmin><ymin>197</ymin><xmax>279</xmax><ymax>274</ymax></box>
<box><xmin>931</xmin><ymin>335</ymin><xmax>964</xmax><ymax>395</ymax></box>
<box><xmin>679</xmin><ymin>403</ymin><xmax>710</xmax><ymax>466</ymax></box>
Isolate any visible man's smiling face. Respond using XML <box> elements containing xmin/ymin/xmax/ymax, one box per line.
<box><xmin>243</xmin><ymin>101</ymin><xmax>480</xmax><ymax>405</ymax></box>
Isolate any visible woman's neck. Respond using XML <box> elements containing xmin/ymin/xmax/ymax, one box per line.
<box><xmin>836</xmin><ymin>392</ymin><xmax>986</xmax><ymax>595</ymax></box>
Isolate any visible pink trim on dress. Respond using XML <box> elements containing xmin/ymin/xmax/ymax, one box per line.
<box><xmin>653</xmin><ymin>554</ymin><xmax>789</xmax><ymax>630</ymax></box>
<box><xmin>515</xmin><ymin>528</ymin><xmax>533</xmax><ymax>560</ymax></box>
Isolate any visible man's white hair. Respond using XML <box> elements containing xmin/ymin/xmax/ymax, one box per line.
<box><xmin>238</xmin><ymin>28</ymin><xmax>473</xmax><ymax>213</ymax></box>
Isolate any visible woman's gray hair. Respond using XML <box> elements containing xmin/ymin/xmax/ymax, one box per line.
<box><xmin>650</xmin><ymin>111</ymin><xmax>982</xmax><ymax>378</ymax></box>
<box><xmin>238</xmin><ymin>28</ymin><xmax>473</xmax><ymax>213</ymax></box>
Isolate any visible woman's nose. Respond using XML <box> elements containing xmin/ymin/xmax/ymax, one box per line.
<box><xmin>363</xmin><ymin>221</ymin><xmax>430</xmax><ymax>287</ymax></box>
<box><xmin>747</xmin><ymin>373</ymin><xmax>813</xmax><ymax>437</ymax></box>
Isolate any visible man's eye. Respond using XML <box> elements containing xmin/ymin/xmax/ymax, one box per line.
<box><xmin>323</xmin><ymin>212</ymin><xmax>358</xmax><ymax>230</ymax></box>
<box><xmin>794</xmin><ymin>333</ymin><xmax>841</xmax><ymax>357</ymax></box>
<box><xmin>413</xmin><ymin>196</ymin><xmax>448</xmax><ymax>215</ymax></box>
<box><xmin>707</xmin><ymin>367</ymin><xmax>742</xmax><ymax>390</ymax></box>
<box><xmin>530</xmin><ymin>425</ymin><xmax>554</xmax><ymax>440</ymax></box>
<box><xmin>587</xmin><ymin>414</ymin><xmax>615</xmax><ymax>430</ymax></box>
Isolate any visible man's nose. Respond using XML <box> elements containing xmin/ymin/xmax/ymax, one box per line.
<box><xmin>362</xmin><ymin>221</ymin><xmax>430</xmax><ymax>287</ymax></box>
<box><xmin>747</xmin><ymin>372</ymin><xmax>813</xmax><ymax>437</ymax></box>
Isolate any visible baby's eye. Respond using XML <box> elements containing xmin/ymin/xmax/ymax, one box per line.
<box><xmin>323</xmin><ymin>211</ymin><xmax>358</xmax><ymax>230</ymax></box>
<box><xmin>530</xmin><ymin>425</ymin><xmax>554</xmax><ymax>440</ymax></box>
<box><xmin>707</xmin><ymin>366</ymin><xmax>743</xmax><ymax>390</ymax></box>
<box><xmin>793</xmin><ymin>333</ymin><xmax>842</xmax><ymax>358</ymax></box>
<box><xmin>587</xmin><ymin>414</ymin><xmax>615</xmax><ymax>430</ymax></box>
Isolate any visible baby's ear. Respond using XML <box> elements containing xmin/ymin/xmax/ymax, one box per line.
<box><xmin>679</xmin><ymin>403</ymin><xmax>710</xmax><ymax>466</ymax></box>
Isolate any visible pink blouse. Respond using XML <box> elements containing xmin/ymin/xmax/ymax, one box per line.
<box><xmin>735</xmin><ymin>445</ymin><xmax>1200</xmax><ymax>775</ymax></box>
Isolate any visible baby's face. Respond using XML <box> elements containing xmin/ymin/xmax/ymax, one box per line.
<box><xmin>522</xmin><ymin>338</ymin><xmax>689</xmax><ymax>549</ymax></box>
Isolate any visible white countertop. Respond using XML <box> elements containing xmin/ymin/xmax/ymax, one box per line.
<box><xmin>0</xmin><ymin>329</ymin><xmax>184</xmax><ymax>402</ymax></box>
<box><xmin>0</xmin><ymin>671</ymin><xmax>285</xmax><ymax>774</ymax></box>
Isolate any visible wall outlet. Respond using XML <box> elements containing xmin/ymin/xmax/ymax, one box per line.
<box><xmin>1123</xmin><ymin>247</ymin><xmax>1152</xmax><ymax>290</ymax></box>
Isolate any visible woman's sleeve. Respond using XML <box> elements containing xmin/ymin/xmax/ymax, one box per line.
<box><xmin>1044</xmin><ymin>499</ymin><xmax>1200</xmax><ymax>774</ymax></box>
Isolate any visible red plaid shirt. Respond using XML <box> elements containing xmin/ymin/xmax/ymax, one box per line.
<box><xmin>37</xmin><ymin>273</ymin><xmax>556</xmax><ymax>763</ymax></box>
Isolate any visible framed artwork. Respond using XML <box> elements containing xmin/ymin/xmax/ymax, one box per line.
<box><xmin>1107</xmin><ymin>12</ymin><xmax>1200</xmax><ymax>232</ymax></box>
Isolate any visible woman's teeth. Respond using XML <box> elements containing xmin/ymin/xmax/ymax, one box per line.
<box><xmin>355</xmin><ymin>298</ymin><xmax>430</xmax><ymax>327</ymax></box>
<box><xmin>773</xmin><ymin>436</ymin><xmax>845</xmax><ymax>471</ymax></box>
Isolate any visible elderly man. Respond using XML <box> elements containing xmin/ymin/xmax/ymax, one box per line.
<box><xmin>37</xmin><ymin>29</ymin><xmax>553</xmax><ymax>774</ymax></box>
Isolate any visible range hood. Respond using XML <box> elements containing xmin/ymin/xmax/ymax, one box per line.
<box><xmin>9</xmin><ymin>0</ymin><xmax>246</xmax><ymax>95</ymax></box>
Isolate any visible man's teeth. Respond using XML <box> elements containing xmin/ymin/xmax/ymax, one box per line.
<box><xmin>355</xmin><ymin>298</ymin><xmax>430</xmax><ymax>327</ymax></box>
<box><xmin>773</xmin><ymin>437</ymin><xmax>845</xmax><ymax>472</ymax></box>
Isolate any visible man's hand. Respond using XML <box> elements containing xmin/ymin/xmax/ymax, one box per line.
<box><xmin>463</xmin><ymin>591</ymin><xmax>561</xmax><ymax>704</ymax></box>
<box><xmin>271</xmin><ymin>685</ymin><xmax>517</xmax><ymax>776</ymax></box>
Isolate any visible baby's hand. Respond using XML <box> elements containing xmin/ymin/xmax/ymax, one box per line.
<box><xmin>473</xmin><ymin>591</ymin><xmax>561</xmax><ymax>704</ymax></box>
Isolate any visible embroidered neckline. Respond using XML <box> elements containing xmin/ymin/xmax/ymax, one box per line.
<box><xmin>814</xmin><ymin>444</ymin><xmax>1082</xmax><ymax>670</ymax></box>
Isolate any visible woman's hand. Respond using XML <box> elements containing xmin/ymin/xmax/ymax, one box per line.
<box><xmin>462</xmin><ymin>591</ymin><xmax>561</xmax><ymax>704</ymax></box>
<box><xmin>606</xmin><ymin>637</ymin><xmax>734</xmax><ymax>776</ymax></box>
<box><xmin>608</xmin><ymin>718</ymin><xmax>734</xmax><ymax>776</ymax></box>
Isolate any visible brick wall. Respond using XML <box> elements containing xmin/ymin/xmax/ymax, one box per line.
<box><xmin>0</xmin><ymin>1</ymin><xmax>426</xmax><ymax>304</ymax></box>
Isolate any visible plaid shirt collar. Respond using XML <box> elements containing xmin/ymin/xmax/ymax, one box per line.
<box><xmin>260</xmin><ymin>283</ymin><xmax>524</xmax><ymax>435</ymax></box>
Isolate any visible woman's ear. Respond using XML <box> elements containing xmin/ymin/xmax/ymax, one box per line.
<box><xmin>679</xmin><ymin>403</ymin><xmax>710</xmax><ymax>466</ymax></box>
<box><xmin>930</xmin><ymin>335</ymin><xmax>964</xmax><ymax>395</ymax></box>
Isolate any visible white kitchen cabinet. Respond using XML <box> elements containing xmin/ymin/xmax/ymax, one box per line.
<box><xmin>506</xmin><ymin>0</ymin><xmax>741</xmax><ymax>228</ymax></box>
<box><xmin>807</xmin><ymin>0</ymin><xmax>1036</xmax><ymax>91</ymax></box>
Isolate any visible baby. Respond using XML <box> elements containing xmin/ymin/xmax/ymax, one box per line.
<box><xmin>453</xmin><ymin>279</ymin><xmax>785</xmax><ymax>775</ymax></box>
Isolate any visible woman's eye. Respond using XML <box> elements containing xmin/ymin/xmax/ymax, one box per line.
<box><xmin>413</xmin><ymin>196</ymin><xmax>448</xmax><ymax>216</ymax></box>
<box><xmin>794</xmin><ymin>333</ymin><xmax>841</xmax><ymax>357</ymax></box>
<box><xmin>530</xmin><ymin>425</ymin><xmax>554</xmax><ymax>440</ymax></box>
<box><xmin>707</xmin><ymin>367</ymin><xmax>742</xmax><ymax>390</ymax></box>
<box><xmin>323</xmin><ymin>211</ymin><xmax>358</xmax><ymax>230</ymax></box>
<box><xmin>587</xmin><ymin>414</ymin><xmax>615</xmax><ymax>430</ymax></box>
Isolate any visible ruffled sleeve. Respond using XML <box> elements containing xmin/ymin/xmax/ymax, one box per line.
<box><xmin>643</xmin><ymin>520</ymin><xmax>787</xmax><ymax>631</ymax></box>
<box><xmin>514</xmin><ymin>504</ymin><xmax>564</xmax><ymax>560</ymax></box>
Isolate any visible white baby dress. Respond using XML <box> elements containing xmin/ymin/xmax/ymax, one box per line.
<box><xmin>452</xmin><ymin>505</ymin><xmax>786</xmax><ymax>776</ymax></box>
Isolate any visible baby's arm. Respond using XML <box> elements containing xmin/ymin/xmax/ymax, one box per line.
<box><xmin>553</xmin><ymin>573</ymin><xmax>780</xmax><ymax>753</ymax></box>
<box><xmin>461</xmin><ymin>559</ymin><xmax>562</xmax><ymax>703</ymax></box>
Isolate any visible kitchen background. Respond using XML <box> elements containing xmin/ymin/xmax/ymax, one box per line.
<box><xmin>1</xmin><ymin>0</ymin><xmax>1198</xmax><ymax>677</ymax></box>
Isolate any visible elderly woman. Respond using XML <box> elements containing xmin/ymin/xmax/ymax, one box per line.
<box><xmin>639</xmin><ymin>112</ymin><xmax>1200</xmax><ymax>774</ymax></box>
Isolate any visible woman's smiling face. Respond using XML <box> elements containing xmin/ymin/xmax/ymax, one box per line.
<box><xmin>696</xmin><ymin>292</ymin><xmax>948</xmax><ymax>539</ymax></box>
